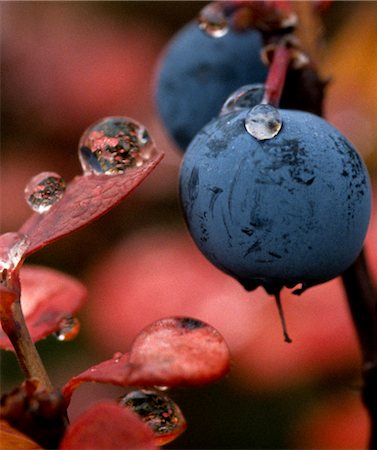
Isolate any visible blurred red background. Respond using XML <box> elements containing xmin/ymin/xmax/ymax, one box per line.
<box><xmin>1</xmin><ymin>2</ymin><xmax>376</xmax><ymax>449</ymax></box>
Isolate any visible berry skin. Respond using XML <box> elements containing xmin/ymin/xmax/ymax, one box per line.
<box><xmin>155</xmin><ymin>21</ymin><xmax>267</xmax><ymax>151</ymax></box>
<box><xmin>179</xmin><ymin>109</ymin><xmax>372</xmax><ymax>294</ymax></box>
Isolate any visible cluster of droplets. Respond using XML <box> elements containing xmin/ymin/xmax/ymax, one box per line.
<box><xmin>197</xmin><ymin>2</ymin><xmax>229</xmax><ymax>38</ymax></box>
<box><xmin>119</xmin><ymin>389</ymin><xmax>186</xmax><ymax>445</ymax></box>
<box><xmin>220</xmin><ymin>84</ymin><xmax>283</xmax><ymax>141</ymax></box>
<box><xmin>23</xmin><ymin>117</ymin><xmax>155</xmax><ymax>215</ymax></box>
<box><xmin>78</xmin><ymin>117</ymin><xmax>155</xmax><ymax>176</ymax></box>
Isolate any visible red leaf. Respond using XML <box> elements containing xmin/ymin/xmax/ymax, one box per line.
<box><xmin>19</xmin><ymin>153</ymin><xmax>163</xmax><ymax>257</ymax></box>
<box><xmin>0</xmin><ymin>420</ymin><xmax>43</xmax><ymax>450</ymax></box>
<box><xmin>59</xmin><ymin>401</ymin><xmax>157</xmax><ymax>450</ymax></box>
<box><xmin>0</xmin><ymin>265</ymin><xmax>87</xmax><ymax>350</ymax></box>
<box><xmin>62</xmin><ymin>317</ymin><xmax>230</xmax><ymax>401</ymax></box>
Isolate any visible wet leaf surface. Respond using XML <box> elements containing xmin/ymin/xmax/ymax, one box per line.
<box><xmin>60</xmin><ymin>401</ymin><xmax>157</xmax><ymax>450</ymax></box>
<box><xmin>19</xmin><ymin>153</ymin><xmax>163</xmax><ymax>256</ymax></box>
<box><xmin>63</xmin><ymin>317</ymin><xmax>230</xmax><ymax>401</ymax></box>
<box><xmin>0</xmin><ymin>265</ymin><xmax>87</xmax><ymax>350</ymax></box>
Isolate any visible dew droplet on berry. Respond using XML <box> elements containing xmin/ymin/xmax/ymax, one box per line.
<box><xmin>24</xmin><ymin>172</ymin><xmax>66</xmax><ymax>213</ymax></box>
<box><xmin>197</xmin><ymin>3</ymin><xmax>229</xmax><ymax>38</ymax></box>
<box><xmin>119</xmin><ymin>389</ymin><xmax>186</xmax><ymax>445</ymax></box>
<box><xmin>220</xmin><ymin>84</ymin><xmax>265</xmax><ymax>116</ymax></box>
<box><xmin>245</xmin><ymin>104</ymin><xmax>282</xmax><ymax>140</ymax></box>
<box><xmin>78</xmin><ymin>117</ymin><xmax>156</xmax><ymax>176</ymax></box>
<box><xmin>53</xmin><ymin>315</ymin><xmax>80</xmax><ymax>341</ymax></box>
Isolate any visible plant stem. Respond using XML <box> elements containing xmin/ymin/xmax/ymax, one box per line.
<box><xmin>341</xmin><ymin>249</ymin><xmax>377</xmax><ymax>449</ymax></box>
<box><xmin>262</xmin><ymin>43</ymin><xmax>290</xmax><ymax>107</ymax></box>
<box><xmin>0</xmin><ymin>291</ymin><xmax>53</xmax><ymax>391</ymax></box>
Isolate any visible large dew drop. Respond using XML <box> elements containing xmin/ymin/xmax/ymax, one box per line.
<box><xmin>197</xmin><ymin>2</ymin><xmax>229</xmax><ymax>38</ymax></box>
<box><xmin>245</xmin><ymin>104</ymin><xmax>282</xmax><ymax>140</ymax></box>
<box><xmin>24</xmin><ymin>172</ymin><xmax>66</xmax><ymax>214</ymax></box>
<box><xmin>78</xmin><ymin>116</ymin><xmax>156</xmax><ymax>176</ymax></box>
<box><xmin>220</xmin><ymin>84</ymin><xmax>265</xmax><ymax>116</ymax></box>
<box><xmin>119</xmin><ymin>389</ymin><xmax>187</xmax><ymax>446</ymax></box>
<box><xmin>53</xmin><ymin>315</ymin><xmax>80</xmax><ymax>342</ymax></box>
<box><xmin>0</xmin><ymin>233</ymin><xmax>30</xmax><ymax>281</ymax></box>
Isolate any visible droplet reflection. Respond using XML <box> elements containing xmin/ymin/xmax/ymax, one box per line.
<box><xmin>54</xmin><ymin>315</ymin><xmax>80</xmax><ymax>341</ymax></box>
<box><xmin>220</xmin><ymin>84</ymin><xmax>265</xmax><ymax>116</ymax></box>
<box><xmin>0</xmin><ymin>233</ymin><xmax>29</xmax><ymax>283</ymax></box>
<box><xmin>24</xmin><ymin>172</ymin><xmax>66</xmax><ymax>213</ymax></box>
<box><xmin>245</xmin><ymin>104</ymin><xmax>282</xmax><ymax>140</ymax></box>
<box><xmin>119</xmin><ymin>389</ymin><xmax>186</xmax><ymax>445</ymax></box>
<box><xmin>78</xmin><ymin>116</ymin><xmax>156</xmax><ymax>176</ymax></box>
<box><xmin>197</xmin><ymin>3</ymin><xmax>229</xmax><ymax>38</ymax></box>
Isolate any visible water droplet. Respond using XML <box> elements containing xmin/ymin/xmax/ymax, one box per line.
<box><xmin>24</xmin><ymin>172</ymin><xmax>66</xmax><ymax>213</ymax></box>
<box><xmin>78</xmin><ymin>116</ymin><xmax>156</xmax><ymax>176</ymax></box>
<box><xmin>245</xmin><ymin>104</ymin><xmax>282</xmax><ymax>140</ymax></box>
<box><xmin>53</xmin><ymin>315</ymin><xmax>80</xmax><ymax>341</ymax></box>
<box><xmin>220</xmin><ymin>84</ymin><xmax>265</xmax><ymax>116</ymax></box>
<box><xmin>119</xmin><ymin>389</ymin><xmax>186</xmax><ymax>445</ymax></box>
<box><xmin>0</xmin><ymin>233</ymin><xmax>30</xmax><ymax>274</ymax></box>
<box><xmin>197</xmin><ymin>3</ymin><xmax>229</xmax><ymax>38</ymax></box>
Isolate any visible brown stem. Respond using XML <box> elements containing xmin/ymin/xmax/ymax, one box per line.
<box><xmin>341</xmin><ymin>249</ymin><xmax>377</xmax><ymax>449</ymax></box>
<box><xmin>1</xmin><ymin>291</ymin><xmax>53</xmax><ymax>391</ymax></box>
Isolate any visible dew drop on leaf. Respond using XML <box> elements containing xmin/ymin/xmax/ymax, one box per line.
<box><xmin>24</xmin><ymin>172</ymin><xmax>66</xmax><ymax>214</ymax></box>
<box><xmin>220</xmin><ymin>84</ymin><xmax>265</xmax><ymax>116</ymax></box>
<box><xmin>78</xmin><ymin>116</ymin><xmax>156</xmax><ymax>176</ymax></box>
<box><xmin>119</xmin><ymin>389</ymin><xmax>187</xmax><ymax>446</ymax></box>
<box><xmin>245</xmin><ymin>104</ymin><xmax>282</xmax><ymax>140</ymax></box>
<box><xmin>197</xmin><ymin>3</ymin><xmax>229</xmax><ymax>38</ymax></box>
<box><xmin>0</xmin><ymin>233</ymin><xmax>30</xmax><ymax>275</ymax></box>
<box><xmin>53</xmin><ymin>315</ymin><xmax>80</xmax><ymax>341</ymax></box>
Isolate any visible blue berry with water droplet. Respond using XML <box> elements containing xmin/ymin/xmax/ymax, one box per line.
<box><xmin>179</xmin><ymin>109</ymin><xmax>372</xmax><ymax>294</ymax></box>
<box><xmin>155</xmin><ymin>21</ymin><xmax>267</xmax><ymax>151</ymax></box>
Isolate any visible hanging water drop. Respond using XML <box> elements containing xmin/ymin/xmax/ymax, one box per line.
<box><xmin>245</xmin><ymin>104</ymin><xmax>283</xmax><ymax>140</ymax></box>
<box><xmin>220</xmin><ymin>84</ymin><xmax>265</xmax><ymax>116</ymax></box>
<box><xmin>78</xmin><ymin>116</ymin><xmax>156</xmax><ymax>176</ymax></box>
<box><xmin>24</xmin><ymin>172</ymin><xmax>66</xmax><ymax>213</ymax></box>
<box><xmin>197</xmin><ymin>3</ymin><xmax>229</xmax><ymax>38</ymax></box>
<box><xmin>53</xmin><ymin>315</ymin><xmax>80</xmax><ymax>342</ymax></box>
<box><xmin>119</xmin><ymin>389</ymin><xmax>186</xmax><ymax>446</ymax></box>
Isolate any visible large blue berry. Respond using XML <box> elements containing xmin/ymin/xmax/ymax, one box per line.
<box><xmin>179</xmin><ymin>109</ymin><xmax>372</xmax><ymax>294</ymax></box>
<box><xmin>155</xmin><ymin>21</ymin><xmax>267</xmax><ymax>151</ymax></box>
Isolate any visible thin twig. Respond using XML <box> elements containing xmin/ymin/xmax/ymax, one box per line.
<box><xmin>0</xmin><ymin>291</ymin><xmax>53</xmax><ymax>391</ymax></box>
<box><xmin>341</xmin><ymin>249</ymin><xmax>377</xmax><ymax>449</ymax></box>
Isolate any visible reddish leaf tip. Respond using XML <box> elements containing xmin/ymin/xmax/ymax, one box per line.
<box><xmin>60</xmin><ymin>401</ymin><xmax>157</xmax><ymax>450</ymax></box>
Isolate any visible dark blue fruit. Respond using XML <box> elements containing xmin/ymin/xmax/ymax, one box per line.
<box><xmin>155</xmin><ymin>21</ymin><xmax>267</xmax><ymax>151</ymax></box>
<box><xmin>179</xmin><ymin>109</ymin><xmax>372</xmax><ymax>294</ymax></box>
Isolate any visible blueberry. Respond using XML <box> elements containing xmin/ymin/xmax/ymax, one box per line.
<box><xmin>155</xmin><ymin>21</ymin><xmax>267</xmax><ymax>151</ymax></box>
<box><xmin>179</xmin><ymin>109</ymin><xmax>372</xmax><ymax>294</ymax></box>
